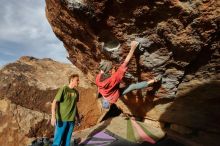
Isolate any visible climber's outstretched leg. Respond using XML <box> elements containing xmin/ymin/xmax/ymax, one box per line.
<box><xmin>121</xmin><ymin>75</ymin><xmax>162</xmax><ymax>95</ymax></box>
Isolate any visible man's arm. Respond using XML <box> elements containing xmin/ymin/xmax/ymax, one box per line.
<box><xmin>51</xmin><ymin>99</ymin><xmax>58</xmax><ymax>126</ymax></box>
<box><xmin>75</xmin><ymin>106</ymin><xmax>81</xmax><ymax>126</ymax></box>
<box><xmin>75</xmin><ymin>91</ymin><xmax>80</xmax><ymax>125</ymax></box>
<box><xmin>113</xmin><ymin>41</ymin><xmax>139</xmax><ymax>81</ymax></box>
<box><xmin>123</xmin><ymin>41</ymin><xmax>139</xmax><ymax>66</ymax></box>
<box><xmin>76</xmin><ymin>106</ymin><xmax>80</xmax><ymax>119</ymax></box>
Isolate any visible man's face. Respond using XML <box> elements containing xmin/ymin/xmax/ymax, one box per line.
<box><xmin>70</xmin><ymin>77</ymin><xmax>79</xmax><ymax>87</ymax></box>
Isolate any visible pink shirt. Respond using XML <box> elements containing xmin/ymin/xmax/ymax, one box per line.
<box><xmin>96</xmin><ymin>63</ymin><xmax>127</xmax><ymax>103</ymax></box>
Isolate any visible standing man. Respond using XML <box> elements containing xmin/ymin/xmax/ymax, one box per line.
<box><xmin>51</xmin><ymin>74</ymin><xmax>80</xmax><ymax>146</ymax></box>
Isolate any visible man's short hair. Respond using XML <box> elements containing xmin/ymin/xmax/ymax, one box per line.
<box><xmin>69</xmin><ymin>74</ymin><xmax>79</xmax><ymax>83</ymax></box>
<box><xmin>99</xmin><ymin>60</ymin><xmax>113</xmax><ymax>73</ymax></box>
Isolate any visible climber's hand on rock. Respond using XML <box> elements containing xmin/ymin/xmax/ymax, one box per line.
<box><xmin>130</xmin><ymin>41</ymin><xmax>139</xmax><ymax>50</ymax></box>
<box><xmin>51</xmin><ymin>117</ymin><xmax>56</xmax><ymax>126</ymax></box>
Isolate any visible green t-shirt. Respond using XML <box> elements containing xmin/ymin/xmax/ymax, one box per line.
<box><xmin>55</xmin><ymin>85</ymin><xmax>79</xmax><ymax>121</ymax></box>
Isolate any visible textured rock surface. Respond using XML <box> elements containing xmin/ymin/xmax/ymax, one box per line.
<box><xmin>45</xmin><ymin>0</ymin><xmax>220</xmax><ymax>144</ymax></box>
<box><xmin>0</xmin><ymin>56</ymin><xmax>101</xmax><ymax>145</ymax></box>
<box><xmin>0</xmin><ymin>98</ymin><xmax>49</xmax><ymax>146</ymax></box>
<box><xmin>45</xmin><ymin>0</ymin><xmax>219</xmax><ymax>114</ymax></box>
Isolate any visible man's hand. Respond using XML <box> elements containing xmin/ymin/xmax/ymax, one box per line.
<box><xmin>75</xmin><ymin>117</ymin><xmax>81</xmax><ymax>127</ymax></box>
<box><xmin>51</xmin><ymin>116</ymin><xmax>56</xmax><ymax>126</ymax></box>
<box><xmin>130</xmin><ymin>41</ymin><xmax>139</xmax><ymax>50</ymax></box>
<box><xmin>124</xmin><ymin>41</ymin><xmax>139</xmax><ymax>65</ymax></box>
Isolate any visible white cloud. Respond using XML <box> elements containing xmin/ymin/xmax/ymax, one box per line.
<box><xmin>0</xmin><ymin>0</ymin><xmax>70</xmax><ymax>66</ymax></box>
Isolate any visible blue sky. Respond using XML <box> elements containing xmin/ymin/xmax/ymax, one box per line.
<box><xmin>0</xmin><ymin>0</ymin><xmax>70</xmax><ymax>67</ymax></box>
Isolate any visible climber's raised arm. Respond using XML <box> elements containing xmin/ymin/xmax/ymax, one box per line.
<box><xmin>123</xmin><ymin>41</ymin><xmax>139</xmax><ymax>66</ymax></box>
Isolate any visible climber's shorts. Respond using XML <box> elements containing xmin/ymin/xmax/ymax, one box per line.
<box><xmin>102</xmin><ymin>98</ymin><xmax>111</xmax><ymax>109</ymax></box>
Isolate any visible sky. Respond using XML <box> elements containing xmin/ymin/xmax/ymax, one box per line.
<box><xmin>0</xmin><ymin>0</ymin><xmax>70</xmax><ymax>67</ymax></box>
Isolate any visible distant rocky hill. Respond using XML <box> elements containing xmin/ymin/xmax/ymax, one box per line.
<box><xmin>0</xmin><ymin>56</ymin><xmax>101</xmax><ymax>146</ymax></box>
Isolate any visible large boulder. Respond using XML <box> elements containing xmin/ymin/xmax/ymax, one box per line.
<box><xmin>0</xmin><ymin>98</ymin><xmax>50</xmax><ymax>146</ymax></box>
<box><xmin>45</xmin><ymin>0</ymin><xmax>219</xmax><ymax>127</ymax></box>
